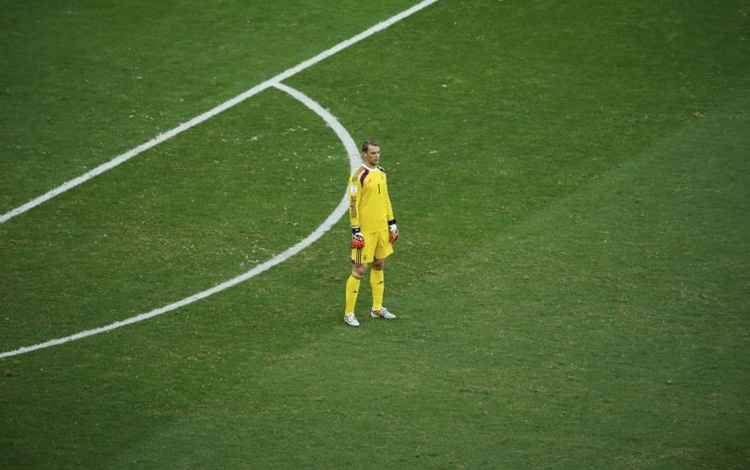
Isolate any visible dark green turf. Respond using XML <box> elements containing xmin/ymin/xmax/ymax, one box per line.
<box><xmin>0</xmin><ymin>88</ymin><xmax>347</xmax><ymax>350</ymax></box>
<box><xmin>1</xmin><ymin>1</ymin><xmax>749</xmax><ymax>469</ymax></box>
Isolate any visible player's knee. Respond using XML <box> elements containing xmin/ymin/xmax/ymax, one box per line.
<box><xmin>372</xmin><ymin>259</ymin><xmax>385</xmax><ymax>270</ymax></box>
<box><xmin>352</xmin><ymin>264</ymin><xmax>366</xmax><ymax>278</ymax></box>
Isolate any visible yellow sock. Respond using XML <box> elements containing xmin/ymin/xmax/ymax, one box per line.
<box><xmin>370</xmin><ymin>268</ymin><xmax>384</xmax><ymax>312</ymax></box>
<box><xmin>344</xmin><ymin>274</ymin><xmax>361</xmax><ymax>315</ymax></box>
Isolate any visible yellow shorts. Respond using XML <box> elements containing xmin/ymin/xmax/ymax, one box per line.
<box><xmin>351</xmin><ymin>229</ymin><xmax>394</xmax><ymax>265</ymax></box>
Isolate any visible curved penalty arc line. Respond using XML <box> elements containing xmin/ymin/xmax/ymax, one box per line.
<box><xmin>0</xmin><ymin>84</ymin><xmax>359</xmax><ymax>359</ymax></box>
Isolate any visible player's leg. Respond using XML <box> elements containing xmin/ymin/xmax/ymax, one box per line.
<box><xmin>344</xmin><ymin>233</ymin><xmax>376</xmax><ymax>327</ymax></box>
<box><xmin>370</xmin><ymin>258</ymin><xmax>385</xmax><ymax>312</ymax></box>
<box><xmin>370</xmin><ymin>230</ymin><xmax>396</xmax><ymax>320</ymax></box>
<box><xmin>344</xmin><ymin>262</ymin><xmax>366</xmax><ymax>327</ymax></box>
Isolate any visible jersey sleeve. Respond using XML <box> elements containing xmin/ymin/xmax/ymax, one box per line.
<box><xmin>383</xmin><ymin>172</ymin><xmax>396</xmax><ymax>224</ymax></box>
<box><xmin>348</xmin><ymin>171</ymin><xmax>363</xmax><ymax>229</ymax></box>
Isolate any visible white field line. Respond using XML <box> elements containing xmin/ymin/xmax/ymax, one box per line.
<box><xmin>0</xmin><ymin>84</ymin><xmax>358</xmax><ymax>359</ymax></box>
<box><xmin>0</xmin><ymin>0</ymin><xmax>439</xmax><ymax>224</ymax></box>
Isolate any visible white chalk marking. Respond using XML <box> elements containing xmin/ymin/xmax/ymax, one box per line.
<box><xmin>0</xmin><ymin>84</ymin><xmax>359</xmax><ymax>359</ymax></box>
<box><xmin>0</xmin><ymin>0</ymin><xmax>438</xmax><ymax>224</ymax></box>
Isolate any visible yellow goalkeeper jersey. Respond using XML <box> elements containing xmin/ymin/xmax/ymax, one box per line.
<box><xmin>349</xmin><ymin>164</ymin><xmax>395</xmax><ymax>233</ymax></box>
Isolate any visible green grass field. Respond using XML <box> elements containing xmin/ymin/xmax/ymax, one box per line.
<box><xmin>1</xmin><ymin>1</ymin><xmax>749</xmax><ymax>468</ymax></box>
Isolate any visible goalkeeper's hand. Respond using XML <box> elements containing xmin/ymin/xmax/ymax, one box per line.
<box><xmin>351</xmin><ymin>228</ymin><xmax>365</xmax><ymax>249</ymax></box>
<box><xmin>388</xmin><ymin>222</ymin><xmax>399</xmax><ymax>243</ymax></box>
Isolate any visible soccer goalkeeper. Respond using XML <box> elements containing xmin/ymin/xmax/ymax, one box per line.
<box><xmin>343</xmin><ymin>139</ymin><xmax>399</xmax><ymax>327</ymax></box>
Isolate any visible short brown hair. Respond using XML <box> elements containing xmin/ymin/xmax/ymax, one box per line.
<box><xmin>361</xmin><ymin>139</ymin><xmax>380</xmax><ymax>152</ymax></box>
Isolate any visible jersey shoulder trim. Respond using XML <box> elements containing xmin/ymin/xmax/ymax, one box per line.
<box><xmin>351</xmin><ymin>166</ymin><xmax>366</xmax><ymax>181</ymax></box>
<box><xmin>352</xmin><ymin>166</ymin><xmax>370</xmax><ymax>185</ymax></box>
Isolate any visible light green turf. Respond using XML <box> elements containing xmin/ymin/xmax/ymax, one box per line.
<box><xmin>1</xmin><ymin>1</ymin><xmax>749</xmax><ymax>469</ymax></box>
<box><xmin>0</xmin><ymin>0</ymin><xmax>416</xmax><ymax>211</ymax></box>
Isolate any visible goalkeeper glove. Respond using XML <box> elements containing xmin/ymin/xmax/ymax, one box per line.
<box><xmin>351</xmin><ymin>227</ymin><xmax>365</xmax><ymax>249</ymax></box>
<box><xmin>388</xmin><ymin>221</ymin><xmax>399</xmax><ymax>243</ymax></box>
